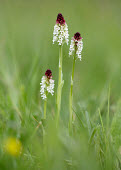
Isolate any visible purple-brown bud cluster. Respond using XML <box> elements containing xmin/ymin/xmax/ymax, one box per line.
<box><xmin>74</xmin><ymin>32</ymin><xmax>82</xmax><ymax>41</ymax></box>
<box><xmin>56</xmin><ymin>13</ymin><xmax>65</xmax><ymax>25</ymax></box>
<box><xmin>45</xmin><ymin>69</ymin><xmax>52</xmax><ymax>79</ymax></box>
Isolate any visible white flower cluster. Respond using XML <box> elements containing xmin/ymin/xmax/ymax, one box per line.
<box><xmin>69</xmin><ymin>39</ymin><xmax>83</xmax><ymax>61</ymax></box>
<box><xmin>69</xmin><ymin>39</ymin><xmax>75</xmax><ymax>56</ymax></box>
<box><xmin>40</xmin><ymin>76</ymin><xmax>54</xmax><ymax>100</ymax></box>
<box><xmin>53</xmin><ymin>23</ymin><xmax>69</xmax><ymax>45</ymax></box>
<box><xmin>76</xmin><ymin>40</ymin><xmax>83</xmax><ymax>60</ymax></box>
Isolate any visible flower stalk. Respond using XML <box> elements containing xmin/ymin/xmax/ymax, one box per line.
<box><xmin>53</xmin><ymin>13</ymin><xmax>69</xmax><ymax>126</ymax></box>
<box><xmin>40</xmin><ymin>69</ymin><xmax>55</xmax><ymax>119</ymax></box>
<box><xmin>69</xmin><ymin>32</ymin><xmax>83</xmax><ymax>132</ymax></box>
<box><xmin>44</xmin><ymin>92</ymin><xmax>48</xmax><ymax>119</ymax></box>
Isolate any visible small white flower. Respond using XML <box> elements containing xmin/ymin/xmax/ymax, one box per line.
<box><xmin>69</xmin><ymin>32</ymin><xmax>83</xmax><ymax>61</ymax></box>
<box><xmin>40</xmin><ymin>70</ymin><xmax>55</xmax><ymax>100</ymax></box>
<box><xmin>53</xmin><ymin>13</ymin><xmax>69</xmax><ymax>46</ymax></box>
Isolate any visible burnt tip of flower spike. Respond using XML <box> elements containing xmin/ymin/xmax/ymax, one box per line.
<box><xmin>45</xmin><ymin>69</ymin><xmax>52</xmax><ymax>79</ymax></box>
<box><xmin>74</xmin><ymin>32</ymin><xmax>82</xmax><ymax>41</ymax></box>
<box><xmin>56</xmin><ymin>13</ymin><xmax>65</xmax><ymax>25</ymax></box>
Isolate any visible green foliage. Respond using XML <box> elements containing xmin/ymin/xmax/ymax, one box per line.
<box><xmin>0</xmin><ymin>0</ymin><xmax>121</xmax><ymax>169</ymax></box>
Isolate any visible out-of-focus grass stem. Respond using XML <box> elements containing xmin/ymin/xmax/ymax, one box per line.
<box><xmin>107</xmin><ymin>85</ymin><xmax>110</xmax><ymax>130</ymax></box>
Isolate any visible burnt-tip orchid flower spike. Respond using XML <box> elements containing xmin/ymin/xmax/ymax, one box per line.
<box><xmin>52</xmin><ymin>13</ymin><xmax>69</xmax><ymax>127</ymax></box>
<box><xmin>69</xmin><ymin>32</ymin><xmax>84</xmax><ymax>133</ymax></box>
<box><xmin>40</xmin><ymin>69</ymin><xmax>54</xmax><ymax>119</ymax></box>
<box><xmin>53</xmin><ymin>13</ymin><xmax>69</xmax><ymax>45</ymax></box>
<box><xmin>69</xmin><ymin>32</ymin><xmax>83</xmax><ymax>61</ymax></box>
<box><xmin>40</xmin><ymin>69</ymin><xmax>54</xmax><ymax>100</ymax></box>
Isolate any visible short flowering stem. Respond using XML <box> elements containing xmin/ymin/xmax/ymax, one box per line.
<box><xmin>69</xmin><ymin>51</ymin><xmax>76</xmax><ymax>133</ymax></box>
<box><xmin>44</xmin><ymin>91</ymin><xmax>48</xmax><ymax>119</ymax></box>
<box><xmin>56</xmin><ymin>45</ymin><xmax>63</xmax><ymax>126</ymax></box>
<box><xmin>44</xmin><ymin>99</ymin><xmax>47</xmax><ymax>119</ymax></box>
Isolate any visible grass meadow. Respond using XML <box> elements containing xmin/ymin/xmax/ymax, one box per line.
<box><xmin>0</xmin><ymin>0</ymin><xmax>121</xmax><ymax>169</ymax></box>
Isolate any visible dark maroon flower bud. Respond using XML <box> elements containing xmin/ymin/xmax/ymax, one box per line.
<box><xmin>56</xmin><ymin>13</ymin><xmax>65</xmax><ymax>25</ymax></box>
<box><xmin>45</xmin><ymin>69</ymin><xmax>52</xmax><ymax>79</ymax></box>
<box><xmin>74</xmin><ymin>32</ymin><xmax>82</xmax><ymax>41</ymax></box>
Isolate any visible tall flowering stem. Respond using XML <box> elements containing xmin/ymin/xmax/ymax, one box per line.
<box><xmin>69</xmin><ymin>32</ymin><xmax>83</xmax><ymax>132</ymax></box>
<box><xmin>56</xmin><ymin>45</ymin><xmax>63</xmax><ymax>126</ymax></box>
<box><xmin>69</xmin><ymin>50</ymin><xmax>76</xmax><ymax>132</ymax></box>
<box><xmin>53</xmin><ymin>13</ymin><xmax>69</xmax><ymax>126</ymax></box>
<box><xmin>40</xmin><ymin>69</ymin><xmax>55</xmax><ymax>119</ymax></box>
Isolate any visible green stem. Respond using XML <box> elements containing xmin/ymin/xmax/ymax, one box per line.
<box><xmin>44</xmin><ymin>91</ymin><xmax>48</xmax><ymax>119</ymax></box>
<box><xmin>44</xmin><ymin>99</ymin><xmax>47</xmax><ymax>119</ymax></box>
<box><xmin>56</xmin><ymin>45</ymin><xmax>63</xmax><ymax>127</ymax></box>
<box><xmin>69</xmin><ymin>53</ymin><xmax>76</xmax><ymax>132</ymax></box>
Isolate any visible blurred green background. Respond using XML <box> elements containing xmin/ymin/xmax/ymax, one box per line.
<box><xmin>0</xmin><ymin>0</ymin><xmax>121</xmax><ymax>169</ymax></box>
